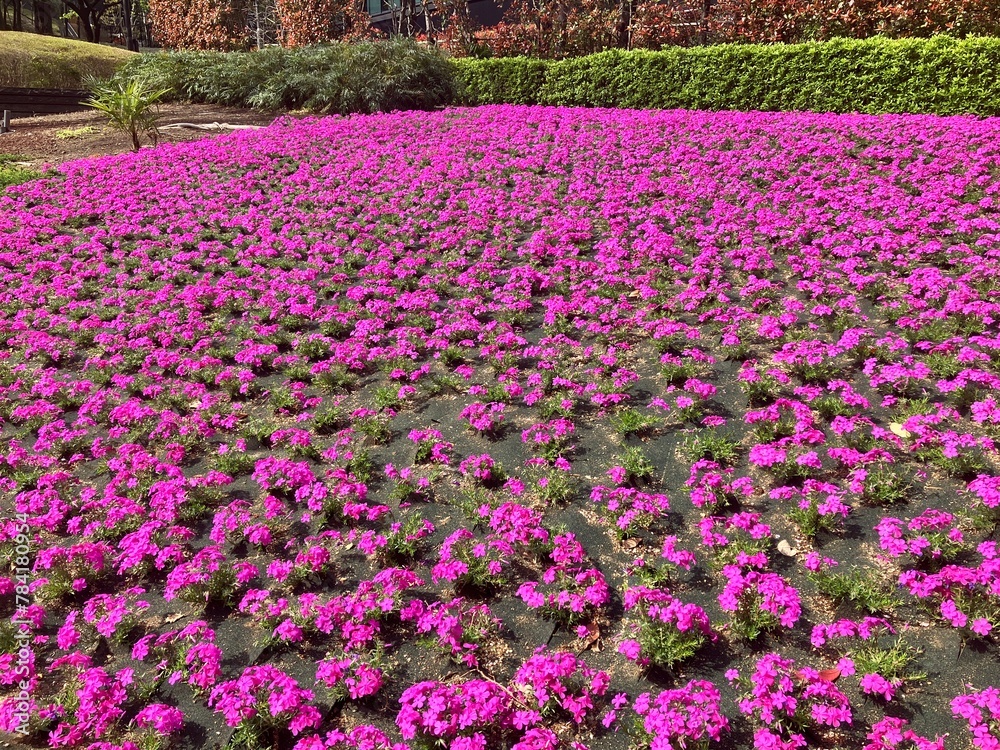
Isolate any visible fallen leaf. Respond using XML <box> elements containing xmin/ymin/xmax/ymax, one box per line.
<box><xmin>777</xmin><ymin>539</ymin><xmax>797</xmax><ymax>557</ymax></box>
<box><xmin>623</xmin><ymin>538</ymin><xmax>640</xmax><ymax>551</ymax></box>
<box><xmin>164</xmin><ymin>612</ymin><xmax>185</xmax><ymax>624</ymax></box>
<box><xmin>889</xmin><ymin>422</ymin><xmax>911</xmax><ymax>439</ymax></box>
<box><xmin>797</xmin><ymin>668</ymin><xmax>840</xmax><ymax>683</ymax></box>
<box><xmin>577</xmin><ymin>622</ymin><xmax>601</xmax><ymax>653</ymax></box>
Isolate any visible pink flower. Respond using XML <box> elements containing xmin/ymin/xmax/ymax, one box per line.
<box><xmin>618</xmin><ymin>639</ymin><xmax>642</xmax><ymax>660</ymax></box>
<box><xmin>859</xmin><ymin>673</ymin><xmax>899</xmax><ymax>701</ymax></box>
<box><xmin>134</xmin><ymin>704</ymin><xmax>184</xmax><ymax>734</ymax></box>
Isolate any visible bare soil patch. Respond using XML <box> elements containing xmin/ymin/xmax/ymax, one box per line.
<box><xmin>0</xmin><ymin>103</ymin><xmax>288</xmax><ymax>166</ymax></box>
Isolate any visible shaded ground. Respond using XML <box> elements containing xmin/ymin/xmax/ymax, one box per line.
<box><xmin>0</xmin><ymin>103</ymin><xmax>286</xmax><ymax>166</ymax></box>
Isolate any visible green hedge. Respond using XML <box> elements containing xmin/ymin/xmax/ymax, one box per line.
<box><xmin>452</xmin><ymin>57</ymin><xmax>549</xmax><ymax>106</ymax></box>
<box><xmin>117</xmin><ymin>38</ymin><xmax>458</xmax><ymax>115</ymax></box>
<box><xmin>454</xmin><ymin>36</ymin><xmax>1000</xmax><ymax>115</ymax></box>
<box><xmin>116</xmin><ymin>35</ymin><xmax>1000</xmax><ymax>116</ymax></box>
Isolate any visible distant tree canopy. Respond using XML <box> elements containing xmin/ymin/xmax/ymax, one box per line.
<box><xmin>146</xmin><ymin>0</ymin><xmax>1000</xmax><ymax>53</ymax></box>
<box><xmin>274</xmin><ymin>0</ymin><xmax>373</xmax><ymax>46</ymax></box>
<box><xmin>147</xmin><ymin>0</ymin><xmax>250</xmax><ymax>50</ymax></box>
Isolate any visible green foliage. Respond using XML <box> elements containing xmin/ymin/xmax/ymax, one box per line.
<box><xmin>0</xmin><ymin>155</ymin><xmax>41</xmax><ymax>191</ymax></box>
<box><xmin>619</xmin><ymin>446</ymin><xmax>655</xmax><ymax>484</ymax></box>
<box><xmin>728</xmin><ymin>590</ymin><xmax>781</xmax><ymax>642</ymax></box>
<box><xmin>531</xmin><ymin>466</ymin><xmax>575</xmax><ymax>505</ymax></box>
<box><xmin>611</xmin><ymin>406</ymin><xmax>660</xmax><ymax>437</ymax></box>
<box><xmin>344</xmin><ymin>449</ymin><xmax>378</xmax><ymax>484</ymax></box>
<box><xmin>630</xmin><ymin>615</ymin><xmax>708</xmax><ymax>669</ymax></box>
<box><xmin>84</xmin><ymin>77</ymin><xmax>169</xmax><ymax>152</ymax></box>
<box><xmin>373</xmin><ymin>385</ymin><xmax>402</xmax><ymax>410</ymax></box>
<box><xmin>914</xmin><ymin>443</ymin><xmax>989</xmax><ymax>479</ymax></box>
<box><xmin>242</xmin><ymin>417</ymin><xmax>277</xmax><ymax>446</ymax></box>
<box><xmin>212</xmin><ymin>448</ymin><xmax>257</xmax><ymax>478</ymax></box>
<box><xmin>355</xmin><ymin>413</ymin><xmax>392</xmax><ymax>444</ymax></box>
<box><xmin>117</xmin><ymin>38</ymin><xmax>458</xmax><ymax>114</ymax></box>
<box><xmin>852</xmin><ymin>638</ymin><xmax>925</xmax><ymax>688</ymax></box>
<box><xmin>788</xmin><ymin>494</ymin><xmax>843</xmax><ymax>538</ymax></box>
<box><xmin>383</xmin><ymin>514</ymin><xmax>431</xmax><ymax>561</ymax></box>
<box><xmin>740</xmin><ymin>373</ymin><xmax>784</xmax><ymax>406</ymax></box>
<box><xmin>452</xmin><ymin>56</ymin><xmax>548</xmax><ymax>105</ymax></box>
<box><xmin>315</xmin><ymin>366</ymin><xmax>357</xmax><ymax>393</ymax></box>
<box><xmin>678</xmin><ymin>431</ymin><xmax>741</xmax><ymax>467</ymax></box>
<box><xmin>860</xmin><ymin>462</ymin><xmax>910</xmax><ymax>506</ymax></box>
<box><xmin>455</xmin><ymin>36</ymin><xmax>1000</xmax><ymax>116</ymax></box>
<box><xmin>110</xmin><ymin>35</ymin><xmax>1000</xmax><ymax>120</ymax></box>
<box><xmin>659</xmin><ymin>359</ymin><xmax>699</xmax><ymax>386</ymax></box>
<box><xmin>810</xmin><ymin>394</ymin><xmax>855</xmax><ymax>419</ymax></box>
<box><xmin>809</xmin><ymin>568</ymin><xmax>899</xmax><ymax>614</ymax></box>
<box><xmin>268</xmin><ymin>385</ymin><xmax>301</xmax><ymax>414</ymax></box>
<box><xmin>313</xmin><ymin>407</ymin><xmax>348</xmax><ymax>435</ymax></box>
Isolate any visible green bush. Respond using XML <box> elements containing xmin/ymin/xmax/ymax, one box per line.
<box><xmin>0</xmin><ymin>155</ymin><xmax>40</xmax><ymax>191</ymax></box>
<box><xmin>84</xmin><ymin>77</ymin><xmax>170</xmax><ymax>152</ymax></box>
<box><xmin>109</xmin><ymin>34</ymin><xmax>1000</xmax><ymax>116</ymax></box>
<box><xmin>117</xmin><ymin>39</ymin><xmax>458</xmax><ymax>115</ymax></box>
<box><xmin>451</xmin><ymin>57</ymin><xmax>548</xmax><ymax>105</ymax></box>
<box><xmin>455</xmin><ymin>35</ymin><xmax>1000</xmax><ymax>115</ymax></box>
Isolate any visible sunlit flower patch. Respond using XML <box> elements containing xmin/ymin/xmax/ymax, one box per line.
<box><xmin>1</xmin><ymin>105</ymin><xmax>1000</xmax><ymax>749</ymax></box>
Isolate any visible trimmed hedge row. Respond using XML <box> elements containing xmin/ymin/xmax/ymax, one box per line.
<box><xmin>116</xmin><ymin>35</ymin><xmax>1000</xmax><ymax>116</ymax></box>
<box><xmin>453</xmin><ymin>36</ymin><xmax>1000</xmax><ymax>115</ymax></box>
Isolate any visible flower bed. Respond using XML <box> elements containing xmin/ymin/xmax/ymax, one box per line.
<box><xmin>1</xmin><ymin>105</ymin><xmax>999</xmax><ymax>749</ymax></box>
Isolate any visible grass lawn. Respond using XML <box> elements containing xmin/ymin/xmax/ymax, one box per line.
<box><xmin>0</xmin><ymin>31</ymin><xmax>132</xmax><ymax>89</ymax></box>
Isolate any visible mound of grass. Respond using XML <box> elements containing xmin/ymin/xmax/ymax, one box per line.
<box><xmin>0</xmin><ymin>32</ymin><xmax>133</xmax><ymax>89</ymax></box>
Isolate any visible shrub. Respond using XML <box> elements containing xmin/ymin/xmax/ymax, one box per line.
<box><xmin>451</xmin><ymin>56</ymin><xmax>549</xmax><ymax>105</ymax></box>
<box><xmin>455</xmin><ymin>35</ymin><xmax>1000</xmax><ymax>116</ymax></box>
<box><xmin>85</xmin><ymin>78</ymin><xmax>168</xmax><ymax>151</ymax></box>
<box><xmin>116</xmin><ymin>39</ymin><xmax>459</xmax><ymax>114</ymax></box>
<box><xmin>0</xmin><ymin>156</ymin><xmax>40</xmax><ymax>192</ymax></box>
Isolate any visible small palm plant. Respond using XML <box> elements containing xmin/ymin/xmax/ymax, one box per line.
<box><xmin>84</xmin><ymin>77</ymin><xmax>171</xmax><ymax>152</ymax></box>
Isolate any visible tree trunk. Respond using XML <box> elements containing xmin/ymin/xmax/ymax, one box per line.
<box><xmin>615</xmin><ymin>0</ymin><xmax>630</xmax><ymax>49</ymax></box>
<box><xmin>402</xmin><ymin>0</ymin><xmax>414</xmax><ymax>35</ymax></box>
<box><xmin>422</xmin><ymin>0</ymin><xmax>433</xmax><ymax>42</ymax></box>
<box><xmin>78</xmin><ymin>12</ymin><xmax>94</xmax><ymax>40</ymax></box>
<box><xmin>12</xmin><ymin>0</ymin><xmax>21</xmax><ymax>31</ymax></box>
<box><xmin>35</xmin><ymin>1</ymin><xmax>54</xmax><ymax>33</ymax></box>
<box><xmin>65</xmin><ymin>0</ymin><xmax>105</xmax><ymax>42</ymax></box>
<box><xmin>122</xmin><ymin>0</ymin><xmax>133</xmax><ymax>50</ymax></box>
<box><xmin>556</xmin><ymin>0</ymin><xmax>565</xmax><ymax>56</ymax></box>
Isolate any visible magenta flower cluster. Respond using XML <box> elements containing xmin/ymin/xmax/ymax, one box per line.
<box><xmin>1</xmin><ymin>104</ymin><xmax>999</xmax><ymax>749</ymax></box>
